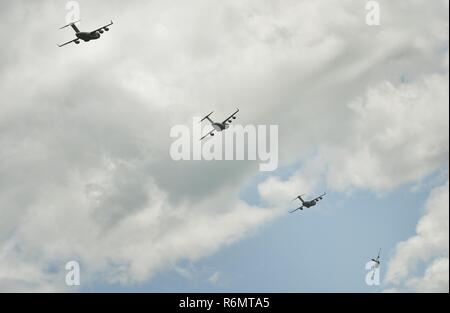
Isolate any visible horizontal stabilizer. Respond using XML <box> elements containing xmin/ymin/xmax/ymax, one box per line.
<box><xmin>60</xmin><ymin>20</ymin><xmax>81</xmax><ymax>30</ymax></box>
<box><xmin>200</xmin><ymin>111</ymin><xmax>214</xmax><ymax>123</ymax></box>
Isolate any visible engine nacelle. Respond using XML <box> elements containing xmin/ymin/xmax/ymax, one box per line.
<box><xmin>104</xmin><ymin>27</ymin><xmax>110</xmax><ymax>31</ymax></box>
<box><xmin>75</xmin><ymin>40</ymin><xmax>80</xmax><ymax>44</ymax></box>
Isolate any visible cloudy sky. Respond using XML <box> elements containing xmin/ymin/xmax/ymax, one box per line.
<box><xmin>0</xmin><ymin>0</ymin><xmax>448</xmax><ymax>292</ymax></box>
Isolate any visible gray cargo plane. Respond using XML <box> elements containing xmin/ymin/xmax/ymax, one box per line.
<box><xmin>371</xmin><ymin>248</ymin><xmax>381</xmax><ymax>267</ymax></box>
<box><xmin>200</xmin><ymin>109</ymin><xmax>240</xmax><ymax>140</ymax></box>
<box><xmin>58</xmin><ymin>20</ymin><xmax>113</xmax><ymax>47</ymax></box>
<box><xmin>290</xmin><ymin>193</ymin><xmax>326</xmax><ymax>213</ymax></box>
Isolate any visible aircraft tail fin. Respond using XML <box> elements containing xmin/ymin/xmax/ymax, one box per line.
<box><xmin>293</xmin><ymin>194</ymin><xmax>305</xmax><ymax>203</ymax></box>
<box><xmin>200</xmin><ymin>111</ymin><xmax>214</xmax><ymax>123</ymax></box>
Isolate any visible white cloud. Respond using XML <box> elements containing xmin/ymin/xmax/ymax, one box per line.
<box><xmin>258</xmin><ymin>70</ymin><xmax>448</xmax><ymax>205</ymax></box>
<box><xmin>406</xmin><ymin>257</ymin><xmax>449</xmax><ymax>292</ymax></box>
<box><xmin>324</xmin><ymin>72</ymin><xmax>449</xmax><ymax>192</ymax></box>
<box><xmin>1</xmin><ymin>173</ymin><xmax>276</xmax><ymax>288</ymax></box>
<box><xmin>385</xmin><ymin>181</ymin><xmax>449</xmax><ymax>293</ymax></box>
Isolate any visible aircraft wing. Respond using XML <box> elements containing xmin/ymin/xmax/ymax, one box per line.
<box><xmin>290</xmin><ymin>206</ymin><xmax>303</xmax><ymax>213</ymax></box>
<box><xmin>313</xmin><ymin>193</ymin><xmax>327</xmax><ymax>201</ymax></box>
<box><xmin>200</xmin><ymin>129</ymin><xmax>216</xmax><ymax>141</ymax></box>
<box><xmin>221</xmin><ymin>108</ymin><xmax>240</xmax><ymax>125</ymax></box>
<box><xmin>92</xmin><ymin>20</ymin><xmax>113</xmax><ymax>33</ymax></box>
<box><xmin>58</xmin><ymin>38</ymin><xmax>78</xmax><ymax>47</ymax></box>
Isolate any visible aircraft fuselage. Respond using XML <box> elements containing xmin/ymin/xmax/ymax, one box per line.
<box><xmin>76</xmin><ymin>31</ymin><xmax>101</xmax><ymax>42</ymax></box>
<box><xmin>212</xmin><ymin>123</ymin><xmax>227</xmax><ymax>131</ymax></box>
<box><xmin>303</xmin><ymin>200</ymin><xmax>317</xmax><ymax>208</ymax></box>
